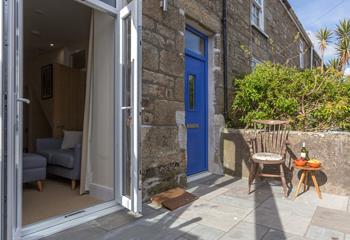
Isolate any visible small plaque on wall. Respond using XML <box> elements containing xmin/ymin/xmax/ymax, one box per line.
<box><xmin>41</xmin><ymin>64</ymin><xmax>53</xmax><ymax>100</ymax></box>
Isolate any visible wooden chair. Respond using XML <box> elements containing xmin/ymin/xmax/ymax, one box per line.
<box><xmin>248</xmin><ymin>120</ymin><xmax>290</xmax><ymax>197</ymax></box>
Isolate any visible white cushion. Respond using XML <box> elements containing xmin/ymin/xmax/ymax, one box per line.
<box><xmin>252</xmin><ymin>152</ymin><xmax>283</xmax><ymax>162</ymax></box>
<box><xmin>61</xmin><ymin>130</ymin><xmax>82</xmax><ymax>149</ymax></box>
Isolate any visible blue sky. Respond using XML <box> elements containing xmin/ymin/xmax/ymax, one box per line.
<box><xmin>289</xmin><ymin>0</ymin><xmax>350</xmax><ymax>74</ymax></box>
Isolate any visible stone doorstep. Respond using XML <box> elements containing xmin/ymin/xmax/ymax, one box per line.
<box><xmin>311</xmin><ymin>206</ymin><xmax>350</xmax><ymax>235</ymax></box>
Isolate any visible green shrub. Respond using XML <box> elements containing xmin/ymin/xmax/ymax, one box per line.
<box><xmin>230</xmin><ymin>62</ymin><xmax>350</xmax><ymax>131</ymax></box>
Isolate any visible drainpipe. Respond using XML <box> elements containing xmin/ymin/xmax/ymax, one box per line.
<box><xmin>222</xmin><ymin>0</ymin><xmax>228</xmax><ymax>121</ymax></box>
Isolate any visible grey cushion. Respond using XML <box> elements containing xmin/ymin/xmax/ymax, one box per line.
<box><xmin>252</xmin><ymin>152</ymin><xmax>283</xmax><ymax>162</ymax></box>
<box><xmin>50</xmin><ymin>149</ymin><xmax>75</xmax><ymax>169</ymax></box>
<box><xmin>38</xmin><ymin>149</ymin><xmax>58</xmax><ymax>164</ymax></box>
<box><xmin>23</xmin><ymin>153</ymin><xmax>47</xmax><ymax>169</ymax></box>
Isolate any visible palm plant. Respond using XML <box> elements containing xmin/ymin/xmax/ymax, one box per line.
<box><xmin>335</xmin><ymin>20</ymin><xmax>350</xmax><ymax>71</ymax></box>
<box><xmin>316</xmin><ymin>28</ymin><xmax>333</xmax><ymax>73</ymax></box>
<box><xmin>327</xmin><ymin>58</ymin><xmax>341</xmax><ymax>71</ymax></box>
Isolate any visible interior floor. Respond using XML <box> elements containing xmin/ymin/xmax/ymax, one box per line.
<box><xmin>22</xmin><ymin>177</ymin><xmax>101</xmax><ymax>225</ymax></box>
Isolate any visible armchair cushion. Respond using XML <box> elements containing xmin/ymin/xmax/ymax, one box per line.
<box><xmin>51</xmin><ymin>149</ymin><xmax>75</xmax><ymax>169</ymax></box>
<box><xmin>61</xmin><ymin>130</ymin><xmax>82</xmax><ymax>149</ymax></box>
<box><xmin>36</xmin><ymin>138</ymin><xmax>62</xmax><ymax>152</ymax></box>
<box><xmin>38</xmin><ymin>149</ymin><xmax>58</xmax><ymax>164</ymax></box>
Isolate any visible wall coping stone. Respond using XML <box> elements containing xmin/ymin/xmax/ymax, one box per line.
<box><xmin>223</xmin><ymin>128</ymin><xmax>350</xmax><ymax>137</ymax></box>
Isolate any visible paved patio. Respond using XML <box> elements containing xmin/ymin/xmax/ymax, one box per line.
<box><xmin>43</xmin><ymin>174</ymin><xmax>350</xmax><ymax>240</ymax></box>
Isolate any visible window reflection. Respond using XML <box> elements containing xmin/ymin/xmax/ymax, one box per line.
<box><xmin>189</xmin><ymin>74</ymin><xmax>195</xmax><ymax>110</ymax></box>
<box><xmin>185</xmin><ymin>30</ymin><xmax>204</xmax><ymax>56</ymax></box>
<box><xmin>100</xmin><ymin>0</ymin><xmax>116</xmax><ymax>7</ymax></box>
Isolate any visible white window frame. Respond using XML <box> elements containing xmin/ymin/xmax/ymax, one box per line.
<box><xmin>251</xmin><ymin>0</ymin><xmax>264</xmax><ymax>31</ymax></box>
<box><xmin>299</xmin><ymin>40</ymin><xmax>305</xmax><ymax>69</ymax></box>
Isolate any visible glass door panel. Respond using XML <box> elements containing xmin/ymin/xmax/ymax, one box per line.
<box><xmin>118</xmin><ymin>0</ymin><xmax>141</xmax><ymax>214</ymax></box>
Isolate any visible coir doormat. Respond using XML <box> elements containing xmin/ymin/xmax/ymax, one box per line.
<box><xmin>151</xmin><ymin>187</ymin><xmax>198</xmax><ymax>211</ymax></box>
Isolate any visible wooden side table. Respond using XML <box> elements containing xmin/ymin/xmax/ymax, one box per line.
<box><xmin>293</xmin><ymin>164</ymin><xmax>322</xmax><ymax>200</ymax></box>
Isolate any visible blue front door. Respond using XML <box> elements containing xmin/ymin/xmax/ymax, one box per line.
<box><xmin>185</xmin><ymin>27</ymin><xmax>208</xmax><ymax>176</ymax></box>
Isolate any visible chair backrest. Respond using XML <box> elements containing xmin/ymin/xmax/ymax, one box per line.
<box><xmin>252</xmin><ymin>120</ymin><xmax>289</xmax><ymax>155</ymax></box>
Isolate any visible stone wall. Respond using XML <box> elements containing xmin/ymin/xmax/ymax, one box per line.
<box><xmin>226</xmin><ymin>0</ymin><xmax>320</xmax><ymax>113</ymax></box>
<box><xmin>140</xmin><ymin>0</ymin><xmax>319</xmax><ymax>200</ymax></box>
<box><xmin>141</xmin><ymin>0</ymin><xmax>225</xmax><ymax>200</ymax></box>
<box><xmin>222</xmin><ymin>129</ymin><xmax>350</xmax><ymax>196</ymax></box>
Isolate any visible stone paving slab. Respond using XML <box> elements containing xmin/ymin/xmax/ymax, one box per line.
<box><xmin>259</xmin><ymin>197</ymin><xmax>316</xmax><ymax>218</ymax></box>
<box><xmin>40</xmin><ymin>175</ymin><xmax>350</xmax><ymax>240</ymax></box>
<box><xmin>176</xmin><ymin>224</ymin><xmax>225</xmax><ymax>240</ymax></box>
<box><xmin>219</xmin><ymin>221</ymin><xmax>269</xmax><ymax>240</ymax></box>
<box><xmin>294</xmin><ymin>190</ymin><xmax>349</xmax><ymax>211</ymax></box>
<box><xmin>42</xmin><ymin>222</ymin><xmax>107</xmax><ymax>240</ymax></box>
<box><xmin>262</xmin><ymin>229</ymin><xmax>308</xmax><ymax>240</ymax></box>
<box><xmin>103</xmin><ymin>211</ymin><xmax>199</xmax><ymax>240</ymax></box>
<box><xmin>91</xmin><ymin>209</ymin><xmax>139</xmax><ymax>231</ymax></box>
<box><xmin>311</xmin><ymin>207</ymin><xmax>350</xmax><ymax>234</ymax></box>
<box><xmin>244</xmin><ymin>201</ymin><xmax>312</xmax><ymax>236</ymax></box>
<box><xmin>187</xmin><ymin>183</ymin><xmax>230</xmax><ymax>201</ymax></box>
<box><xmin>305</xmin><ymin>225</ymin><xmax>345</xmax><ymax>240</ymax></box>
<box><xmin>171</xmin><ymin>198</ymin><xmax>251</xmax><ymax>232</ymax></box>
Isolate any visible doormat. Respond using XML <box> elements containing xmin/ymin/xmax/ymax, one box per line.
<box><xmin>151</xmin><ymin>187</ymin><xmax>198</xmax><ymax>211</ymax></box>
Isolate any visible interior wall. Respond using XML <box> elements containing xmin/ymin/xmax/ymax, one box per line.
<box><xmin>89</xmin><ymin>10</ymin><xmax>115</xmax><ymax>199</ymax></box>
<box><xmin>24</xmin><ymin>45</ymin><xmax>87</xmax><ymax>152</ymax></box>
<box><xmin>24</xmin><ymin>49</ymin><xmax>65</xmax><ymax>152</ymax></box>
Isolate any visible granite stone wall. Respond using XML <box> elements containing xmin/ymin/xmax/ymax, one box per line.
<box><xmin>141</xmin><ymin>0</ymin><xmax>319</xmax><ymax>200</ymax></box>
<box><xmin>222</xmin><ymin>129</ymin><xmax>350</xmax><ymax>196</ymax></box>
<box><xmin>225</xmin><ymin>0</ymin><xmax>320</xmax><ymax>113</ymax></box>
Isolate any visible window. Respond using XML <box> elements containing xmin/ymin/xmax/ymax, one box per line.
<box><xmin>251</xmin><ymin>57</ymin><xmax>262</xmax><ymax>70</ymax></box>
<box><xmin>185</xmin><ymin>29</ymin><xmax>205</xmax><ymax>56</ymax></box>
<box><xmin>188</xmin><ymin>74</ymin><xmax>196</xmax><ymax>110</ymax></box>
<box><xmin>251</xmin><ymin>0</ymin><xmax>264</xmax><ymax>30</ymax></box>
<box><xmin>299</xmin><ymin>40</ymin><xmax>305</xmax><ymax>69</ymax></box>
<box><xmin>99</xmin><ymin>0</ymin><xmax>116</xmax><ymax>7</ymax></box>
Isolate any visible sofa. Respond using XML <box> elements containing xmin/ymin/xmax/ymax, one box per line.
<box><xmin>36</xmin><ymin>138</ymin><xmax>82</xmax><ymax>190</ymax></box>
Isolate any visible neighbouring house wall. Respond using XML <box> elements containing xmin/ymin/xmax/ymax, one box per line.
<box><xmin>222</xmin><ymin>129</ymin><xmax>350</xmax><ymax>196</ymax></box>
<box><xmin>226</xmin><ymin>0</ymin><xmax>321</xmax><ymax>115</ymax></box>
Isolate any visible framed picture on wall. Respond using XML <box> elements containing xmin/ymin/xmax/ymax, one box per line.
<box><xmin>41</xmin><ymin>64</ymin><xmax>53</xmax><ymax>100</ymax></box>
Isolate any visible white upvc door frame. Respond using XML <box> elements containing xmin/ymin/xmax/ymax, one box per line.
<box><xmin>0</xmin><ymin>0</ymin><xmax>4</xmax><ymax>239</ymax></box>
<box><xmin>74</xmin><ymin>0</ymin><xmax>117</xmax><ymax>15</ymax></box>
<box><xmin>117</xmin><ymin>0</ymin><xmax>142</xmax><ymax>215</ymax></box>
<box><xmin>4</xmin><ymin>0</ymin><xmax>142</xmax><ymax>239</ymax></box>
<box><xmin>6</xmin><ymin>0</ymin><xmax>24</xmax><ymax>238</ymax></box>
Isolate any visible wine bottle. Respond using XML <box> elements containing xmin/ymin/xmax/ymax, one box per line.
<box><xmin>300</xmin><ymin>142</ymin><xmax>308</xmax><ymax>160</ymax></box>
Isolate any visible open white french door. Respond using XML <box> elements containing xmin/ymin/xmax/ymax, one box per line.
<box><xmin>117</xmin><ymin>0</ymin><xmax>142</xmax><ymax>215</ymax></box>
<box><xmin>5</xmin><ymin>0</ymin><xmax>25</xmax><ymax>238</ymax></box>
<box><xmin>0</xmin><ymin>0</ymin><xmax>4</xmax><ymax>239</ymax></box>
<box><xmin>3</xmin><ymin>0</ymin><xmax>142</xmax><ymax>239</ymax></box>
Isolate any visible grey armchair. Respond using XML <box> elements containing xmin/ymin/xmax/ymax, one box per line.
<box><xmin>36</xmin><ymin>138</ymin><xmax>81</xmax><ymax>190</ymax></box>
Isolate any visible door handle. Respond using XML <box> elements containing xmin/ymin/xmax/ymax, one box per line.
<box><xmin>186</xmin><ymin>123</ymin><xmax>199</xmax><ymax>129</ymax></box>
<box><xmin>121</xmin><ymin>106</ymin><xmax>132</xmax><ymax>110</ymax></box>
<box><xmin>17</xmin><ymin>97</ymin><xmax>30</xmax><ymax>104</ymax></box>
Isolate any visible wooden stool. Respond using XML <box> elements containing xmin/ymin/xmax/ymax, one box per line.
<box><xmin>293</xmin><ymin>164</ymin><xmax>322</xmax><ymax>200</ymax></box>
